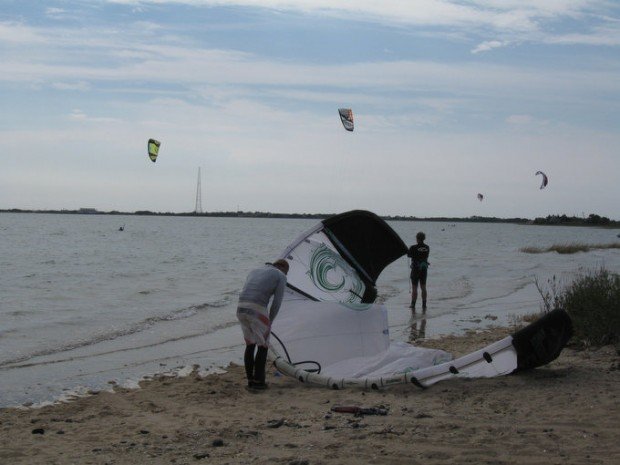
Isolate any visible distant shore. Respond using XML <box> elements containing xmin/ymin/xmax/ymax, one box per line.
<box><xmin>2</xmin><ymin>208</ymin><xmax>619</xmax><ymax>227</ymax></box>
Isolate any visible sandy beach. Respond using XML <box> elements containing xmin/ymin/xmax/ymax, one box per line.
<box><xmin>1</xmin><ymin>326</ymin><xmax>618</xmax><ymax>465</ymax></box>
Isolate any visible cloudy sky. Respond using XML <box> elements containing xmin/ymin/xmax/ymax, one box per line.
<box><xmin>2</xmin><ymin>1</ymin><xmax>619</xmax><ymax>218</ymax></box>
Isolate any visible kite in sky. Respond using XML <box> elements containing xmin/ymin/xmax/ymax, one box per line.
<box><xmin>148</xmin><ymin>139</ymin><xmax>160</xmax><ymax>163</ymax></box>
<box><xmin>477</xmin><ymin>193</ymin><xmax>484</xmax><ymax>201</ymax></box>
<box><xmin>338</xmin><ymin>108</ymin><xmax>354</xmax><ymax>132</ymax></box>
<box><xmin>535</xmin><ymin>171</ymin><xmax>548</xmax><ymax>189</ymax></box>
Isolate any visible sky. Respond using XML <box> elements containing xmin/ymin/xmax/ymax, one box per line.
<box><xmin>1</xmin><ymin>1</ymin><xmax>619</xmax><ymax>219</ymax></box>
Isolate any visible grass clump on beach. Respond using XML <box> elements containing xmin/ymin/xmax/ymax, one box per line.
<box><xmin>521</xmin><ymin>242</ymin><xmax>620</xmax><ymax>254</ymax></box>
<box><xmin>536</xmin><ymin>268</ymin><xmax>620</xmax><ymax>348</ymax></box>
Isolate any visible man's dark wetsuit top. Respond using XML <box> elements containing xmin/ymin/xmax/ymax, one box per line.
<box><xmin>408</xmin><ymin>243</ymin><xmax>430</xmax><ymax>285</ymax></box>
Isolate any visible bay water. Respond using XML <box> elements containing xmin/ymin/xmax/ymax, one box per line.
<box><xmin>1</xmin><ymin>213</ymin><xmax>618</xmax><ymax>407</ymax></box>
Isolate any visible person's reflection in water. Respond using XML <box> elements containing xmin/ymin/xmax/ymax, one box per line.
<box><xmin>409</xmin><ymin>309</ymin><xmax>427</xmax><ymax>342</ymax></box>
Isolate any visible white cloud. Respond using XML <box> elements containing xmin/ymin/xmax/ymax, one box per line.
<box><xmin>106</xmin><ymin>0</ymin><xmax>614</xmax><ymax>33</ymax></box>
<box><xmin>69</xmin><ymin>109</ymin><xmax>87</xmax><ymax>120</ymax></box>
<box><xmin>46</xmin><ymin>7</ymin><xmax>66</xmax><ymax>16</ymax></box>
<box><xmin>52</xmin><ymin>81</ymin><xmax>92</xmax><ymax>91</ymax></box>
<box><xmin>505</xmin><ymin>114</ymin><xmax>551</xmax><ymax>129</ymax></box>
<box><xmin>68</xmin><ymin>109</ymin><xmax>122</xmax><ymax>123</ymax></box>
<box><xmin>45</xmin><ymin>7</ymin><xmax>84</xmax><ymax>21</ymax></box>
<box><xmin>0</xmin><ymin>22</ymin><xmax>48</xmax><ymax>44</ymax></box>
<box><xmin>103</xmin><ymin>0</ymin><xmax>620</xmax><ymax>53</ymax></box>
<box><xmin>3</xmin><ymin>46</ymin><xmax>618</xmax><ymax>98</ymax></box>
<box><xmin>0</xmin><ymin>16</ymin><xmax>615</xmax><ymax>96</ymax></box>
<box><xmin>506</xmin><ymin>114</ymin><xmax>533</xmax><ymax>125</ymax></box>
<box><xmin>471</xmin><ymin>40</ymin><xmax>507</xmax><ymax>54</ymax></box>
<box><xmin>545</xmin><ymin>23</ymin><xmax>620</xmax><ymax>46</ymax></box>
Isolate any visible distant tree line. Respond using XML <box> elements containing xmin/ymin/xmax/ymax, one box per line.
<box><xmin>0</xmin><ymin>208</ymin><xmax>331</xmax><ymax>220</ymax></box>
<box><xmin>533</xmin><ymin>214</ymin><xmax>618</xmax><ymax>227</ymax></box>
<box><xmin>1</xmin><ymin>208</ymin><xmax>618</xmax><ymax>226</ymax></box>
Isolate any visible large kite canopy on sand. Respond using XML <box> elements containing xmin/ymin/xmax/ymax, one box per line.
<box><xmin>270</xmin><ymin>210</ymin><xmax>573</xmax><ymax>390</ymax></box>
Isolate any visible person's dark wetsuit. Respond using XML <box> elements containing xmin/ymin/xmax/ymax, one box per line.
<box><xmin>408</xmin><ymin>243</ymin><xmax>430</xmax><ymax>287</ymax></box>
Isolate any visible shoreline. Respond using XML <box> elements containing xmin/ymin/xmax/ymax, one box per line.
<box><xmin>2</xmin><ymin>326</ymin><xmax>618</xmax><ymax>465</ymax></box>
<box><xmin>4</xmin><ymin>209</ymin><xmax>620</xmax><ymax>227</ymax></box>
<box><xmin>0</xmin><ymin>308</ymin><xmax>530</xmax><ymax>410</ymax></box>
<box><xmin>0</xmin><ymin>294</ymin><xmax>538</xmax><ymax>410</ymax></box>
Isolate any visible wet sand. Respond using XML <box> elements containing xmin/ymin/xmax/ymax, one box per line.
<box><xmin>1</xmin><ymin>327</ymin><xmax>619</xmax><ymax>465</ymax></box>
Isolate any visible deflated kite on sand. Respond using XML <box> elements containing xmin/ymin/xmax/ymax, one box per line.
<box><xmin>270</xmin><ymin>210</ymin><xmax>572</xmax><ymax>390</ymax></box>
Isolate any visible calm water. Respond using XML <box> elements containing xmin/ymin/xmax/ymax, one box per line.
<box><xmin>1</xmin><ymin>213</ymin><xmax>619</xmax><ymax>407</ymax></box>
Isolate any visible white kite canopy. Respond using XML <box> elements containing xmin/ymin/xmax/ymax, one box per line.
<box><xmin>277</xmin><ymin>210</ymin><xmax>407</xmax><ymax>304</ymax></box>
<box><xmin>270</xmin><ymin>210</ymin><xmax>452</xmax><ymax>387</ymax></box>
<box><xmin>270</xmin><ymin>210</ymin><xmax>573</xmax><ymax>390</ymax></box>
<box><xmin>271</xmin><ymin>297</ymin><xmax>454</xmax><ymax>389</ymax></box>
<box><xmin>338</xmin><ymin>108</ymin><xmax>354</xmax><ymax>131</ymax></box>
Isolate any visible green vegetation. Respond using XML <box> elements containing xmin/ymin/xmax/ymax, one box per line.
<box><xmin>2</xmin><ymin>209</ymin><xmax>620</xmax><ymax>227</ymax></box>
<box><xmin>533</xmin><ymin>213</ymin><xmax>619</xmax><ymax>227</ymax></box>
<box><xmin>521</xmin><ymin>242</ymin><xmax>620</xmax><ymax>254</ymax></box>
<box><xmin>536</xmin><ymin>268</ymin><xmax>620</xmax><ymax>348</ymax></box>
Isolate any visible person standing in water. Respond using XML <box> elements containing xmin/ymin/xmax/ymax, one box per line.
<box><xmin>236</xmin><ymin>259</ymin><xmax>289</xmax><ymax>390</ymax></box>
<box><xmin>407</xmin><ymin>232</ymin><xmax>429</xmax><ymax>311</ymax></box>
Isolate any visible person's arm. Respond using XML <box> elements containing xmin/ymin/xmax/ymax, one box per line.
<box><xmin>268</xmin><ymin>275</ymin><xmax>286</xmax><ymax>321</ymax></box>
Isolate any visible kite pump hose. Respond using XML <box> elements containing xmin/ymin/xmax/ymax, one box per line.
<box><xmin>270</xmin><ymin>331</ymin><xmax>321</xmax><ymax>374</ymax></box>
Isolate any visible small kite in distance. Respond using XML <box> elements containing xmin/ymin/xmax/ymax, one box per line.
<box><xmin>148</xmin><ymin>139</ymin><xmax>160</xmax><ymax>163</ymax></box>
<box><xmin>477</xmin><ymin>193</ymin><xmax>484</xmax><ymax>202</ymax></box>
<box><xmin>535</xmin><ymin>171</ymin><xmax>548</xmax><ymax>189</ymax></box>
<box><xmin>338</xmin><ymin>108</ymin><xmax>354</xmax><ymax>132</ymax></box>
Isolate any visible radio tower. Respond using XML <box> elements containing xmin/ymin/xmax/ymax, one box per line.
<box><xmin>194</xmin><ymin>167</ymin><xmax>203</xmax><ymax>214</ymax></box>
